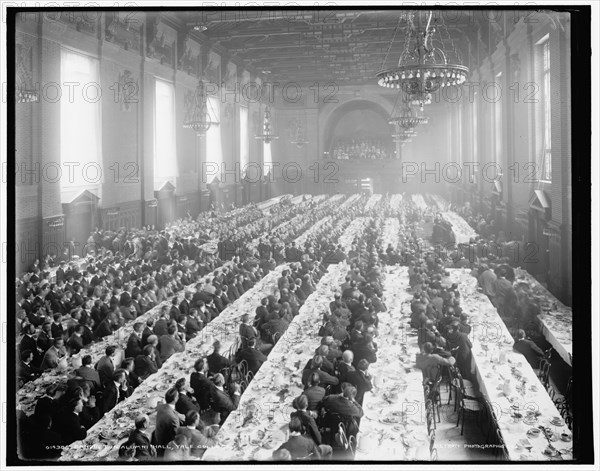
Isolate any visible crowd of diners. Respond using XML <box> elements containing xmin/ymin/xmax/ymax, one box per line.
<box><xmin>15</xmin><ymin>195</ymin><xmax>371</xmax><ymax>460</ymax></box>
<box><xmin>15</xmin><ymin>193</ymin><xmax>565</xmax><ymax>461</ymax></box>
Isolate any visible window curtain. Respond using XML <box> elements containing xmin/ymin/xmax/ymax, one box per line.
<box><xmin>154</xmin><ymin>79</ymin><xmax>178</xmax><ymax>188</ymax></box>
<box><xmin>239</xmin><ymin>105</ymin><xmax>249</xmax><ymax>172</ymax></box>
<box><xmin>205</xmin><ymin>95</ymin><xmax>222</xmax><ymax>183</ymax></box>
<box><xmin>60</xmin><ymin>49</ymin><xmax>102</xmax><ymax>191</ymax></box>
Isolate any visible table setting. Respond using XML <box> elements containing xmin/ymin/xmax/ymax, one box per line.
<box><xmin>441</xmin><ymin>211</ymin><xmax>478</xmax><ymax>245</ymax></box>
<box><xmin>446</xmin><ymin>269</ymin><xmax>574</xmax><ymax>461</ymax></box>
<box><xmin>355</xmin><ymin>266</ymin><xmax>430</xmax><ymax>461</ymax></box>
<box><xmin>60</xmin><ymin>264</ymin><xmax>290</xmax><ymax>461</ymax></box>
<box><xmin>203</xmin><ymin>262</ymin><xmax>350</xmax><ymax>461</ymax></box>
<box><xmin>514</xmin><ymin>269</ymin><xmax>572</xmax><ymax>366</ymax></box>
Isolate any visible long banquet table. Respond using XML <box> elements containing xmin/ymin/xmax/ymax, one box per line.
<box><xmin>514</xmin><ymin>269</ymin><xmax>573</xmax><ymax>366</ymax></box>
<box><xmin>355</xmin><ymin>265</ymin><xmax>430</xmax><ymax>460</ymax></box>
<box><xmin>60</xmin><ymin>264</ymin><xmax>289</xmax><ymax>461</ymax></box>
<box><xmin>202</xmin><ymin>262</ymin><xmax>350</xmax><ymax>461</ymax></box>
<box><xmin>446</xmin><ymin>269</ymin><xmax>573</xmax><ymax>461</ymax></box>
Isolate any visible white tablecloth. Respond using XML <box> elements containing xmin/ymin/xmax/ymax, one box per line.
<box><xmin>355</xmin><ymin>266</ymin><xmax>430</xmax><ymax>460</ymax></box>
<box><xmin>441</xmin><ymin>212</ymin><xmax>478</xmax><ymax>245</ymax></box>
<box><xmin>447</xmin><ymin>269</ymin><xmax>573</xmax><ymax>461</ymax></box>
<box><xmin>203</xmin><ymin>263</ymin><xmax>349</xmax><ymax>461</ymax></box>
<box><xmin>60</xmin><ymin>265</ymin><xmax>289</xmax><ymax>461</ymax></box>
<box><xmin>514</xmin><ymin>269</ymin><xmax>572</xmax><ymax>366</ymax></box>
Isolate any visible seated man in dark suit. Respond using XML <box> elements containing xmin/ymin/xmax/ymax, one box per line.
<box><xmin>52</xmin><ymin>396</ymin><xmax>87</xmax><ymax>446</ymax></box>
<box><xmin>276</xmin><ymin>417</ymin><xmax>329</xmax><ymax>460</ymax></box>
<box><xmin>190</xmin><ymin>357</ymin><xmax>215</xmax><ymax>411</ymax></box>
<box><xmin>207</xmin><ymin>341</ymin><xmax>233</xmax><ymax>375</ymax></box>
<box><xmin>155</xmin><ymin>388</ymin><xmax>183</xmax><ymax>454</ymax></box>
<box><xmin>174</xmin><ymin>377</ymin><xmax>200</xmax><ymax>416</ymax></box>
<box><xmin>234</xmin><ymin>338</ymin><xmax>268</xmax><ymax>375</ymax></box>
<box><xmin>513</xmin><ymin>329</ymin><xmax>545</xmax><ymax>369</ymax></box>
<box><xmin>344</xmin><ymin>359</ymin><xmax>373</xmax><ymax>405</ymax></box>
<box><xmin>321</xmin><ymin>385</ymin><xmax>364</xmax><ymax>419</ymax></box>
<box><xmin>303</xmin><ymin>373</ymin><xmax>326</xmax><ymax>411</ymax></box>
<box><xmin>75</xmin><ymin>354</ymin><xmax>101</xmax><ymax>393</ymax></box>
<box><xmin>17</xmin><ymin>349</ymin><xmax>42</xmax><ymax>384</ymax></box>
<box><xmin>66</xmin><ymin>325</ymin><xmax>85</xmax><ymax>355</ymax></box>
<box><xmin>301</xmin><ymin>355</ymin><xmax>339</xmax><ymax>388</ymax></box>
<box><xmin>125</xmin><ymin>322</ymin><xmax>144</xmax><ymax>358</ymax></box>
<box><xmin>124</xmin><ymin>414</ymin><xmax>156</xmax><ymax>460</ymax></box>
<box><xmin>210</xmin><ymin>373</ymin><xmax>241</xmax><ymax>425</ymax></box>
<box><xmin>134</xmin><ymin>345</ymin><xmax>159</xmax><ymax>380</ymax></box>
<box><xmin>102</xmin><ymin>369</ymin><xmax>130</xmax><ymax>413</ymax></box>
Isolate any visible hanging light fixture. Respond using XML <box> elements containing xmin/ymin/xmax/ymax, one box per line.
<box><xmin>392</xmin><ymin>127</ymin><xmax>417</xmax><ymax>144</ymax></box>
<box><xmin>290</xmin><ymin>113</ymin><xmax>309</xmax><ymax>148</ymax></box>
<box><xmin>389</xmin><ymin>92</ymin><xmax>429</xmax><ymax>130</ymax></box>
<box><xmin>183</xmin><ymin>80</ymin><xmax>219</xmax><ymax>137</ymax></box>
<box><xmin>255</xmin><ymin>105</ymin><xmax>279</xmax><ymax>144</ymax></box>
<box><xmin>377</xmin><ymin>11</ymin><xmax>469</xmax><ymax>108</ymax></box>
<box><xmin>16</xmin><ymin>43</ymin><xmax>39</xmax><ymax>104</ymax></box>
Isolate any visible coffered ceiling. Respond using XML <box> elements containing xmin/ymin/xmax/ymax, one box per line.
<box><xmin>170</xmin><ymin>9</ymin><xmax>517</xmax><ymax>86</ymax></box>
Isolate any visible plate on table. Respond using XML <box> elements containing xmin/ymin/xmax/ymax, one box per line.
<box><xmin>543</xmin><ymin>447</ymin><xmax>559</xmax><ymax>457</ymax></box>
<box><xmin>560</xmin><ymin>433</ymin><xmax>572</xmax><ymax>442</ymax></box>
<box><xmin>526</xmin><ymin>428</ymin><xmax>541</xmax><ymax>438</ymax></box>
<box><xmin>380</xmin><ymin>416</ymin><xmax>401</xmax><ymax>424</ymax></box>
<box><xmin>551</xmin><ymin>417</ymin><xmax>565</xmax><ymax>427</ymax></box>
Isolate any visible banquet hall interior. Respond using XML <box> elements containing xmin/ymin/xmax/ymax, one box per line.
<box><xmin>10</xmin><ymin>7</ymin><xmax>588</xmax><ymax>464</ymax></box>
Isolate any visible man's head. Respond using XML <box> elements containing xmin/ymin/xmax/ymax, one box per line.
<box><xmin>343</xmin><ymin>385</ymin><xmax>357</xmax><ymax>401</ymax></box>
<box><xmin>82</xmin><ymin>354</ymin><xmax>93</xmax><ymax>367</ymax></box>
<box><xmin>517</xmin><ymin>329</ymin><xmax>526</xmax><ymax>340</ymax></box>
<box><xmin>213</xmin><ymin>340</ymin><xmax>221</xmax><ymax>353</ymax></box>
<box><xmin>288</xmin><ymin>416</ymin><xmax>303</xmax><ymax>434</ymax></box>
<box><xmin>165</xmin><ymin>387</ymin><xmax>179</xmax><ymax>405</ymax></box>
<box><xmin>135</xmin><ymin>414</ymin><xmax>149</xmax><ymax>430</ymax></box>
<box><xmin>342</xmin><ymin>350</ymin><xmax>354</xmax><ymax>364</ymax></box>
<box><xmin>105</xmin><ymin>345</ymin><xmax>117</xmax><ymax>357</ymax></box>
<box><xmin>213</xmin><ymin>373</ymin><xmax>225</xmax><ymax>387</ymax></box>
<box><xmin>357</xmin><ymin>359</ymin><xmax>369</xmax><ymax>372</ymax></box>
<box><xmin>185</xmin><ymin>410</ymin><xmax>201</xmax><ymax>427</ymax></box>
<box><xmin>422</xmin><ymin>342</ymin><xmax>434</xmax><ymax>354</ymax></box>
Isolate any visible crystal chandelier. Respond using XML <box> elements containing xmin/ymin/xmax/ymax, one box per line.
<box><xmin>389</xmin><ymin>93</ymin><xmax>428</xmax><ymax>130</ymax></box>
<box><xmin>290</xmin><ymin>115</ymin><xmax>309</xmax><ymax>148</ymax></box>
<box><xmin>183</xmin><ymin>80</ymin><xmax>219</xmax><ymax>137</ymax></box>
<box><xmin>377</xmin><ymin>11</ymin><xmax>469</xmax><ymax>108</ymax></box>
<box><xmin>255</xmin><ymin>105</ymin><xmax>279</xmax><ymax>144</ymax></box>
<box><xmin>392</xmin><ymin>127</ymin><xmax>417</xmax><ymax>144</ymax></box>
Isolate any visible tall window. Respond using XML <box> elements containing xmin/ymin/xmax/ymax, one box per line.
<box><xmin>60</xmin><ymin>49</ymin><xmax>102</xmax><ymax>191</ymax></box>
<box><xmin>154</xmin><ymin>79</ymin><xmax>178</xmax><ymax>188</ymax></box>
<box><xmin>540</xmin><ymin>38</ymin><xmax>552</xmax><ymax>181</ymax></box>
<box><xmin>263</xmin><ymin>142</ymin><xmax>272</xmax><ymax>176</ymax></box>
<box><xmin>472</xmin><ymin>99</ymin><xmax>478</xmax><ymax>164</ymax></box>
<box><xmin>239</xmin><ymin>106</ymin><xmax>249</xmax><ymax>172</ymax></box>
<box><xmin>493</xmin><ymin>76</ymin><xmax>502</xmax><ymax>167</ymax></box>
<box><xmin>205</xmin><ymin>95</ymin><xmax>222</xmax><ymax>183</ymax></box>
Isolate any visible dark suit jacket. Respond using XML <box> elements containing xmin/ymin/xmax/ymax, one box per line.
<box><xmin>67</xmin><ymin>334</ymin><xmax>84</xmax><ymax>355</ymax></box>
<box><xmin>344</xmin><ymin>370</ymin><xmax>373</xmax><ymax>405</ymax></box>
<box><xmin>127</xmin><ymin>429</ymin><xmax>156</xmax><ymax>460</ymax></box>
<box><xmin>277</xmin><ymin>435</ymin><xmax>320</xmax><ymax>460</ymax></box>
<box><xmin>513</xmin><ymin>338</ymin><xmax>544</xmax><ymax>368</ymax></box>
<box><xmin>53</xmin><ymin>411</ymin><xmax>87</xmax><ymax>445</ymax></box>
<box><xmin>154</xmin><ymin>404</ymin><xmax>181</xmax><ymax>447</ymax></box>
<box><xmin>235</xmin><ymin>347</ymin><xmax>267</xmax><ymax>375</ymax></box>
<box><xmin>96</xmin><ymin>355</ymin><xmax>115</xmax><ymax>386</ymax></box>
<box><xmin>134</xmin><ymin>355</ymin><xmax>159</xmax><ymax>380</ymax></box>
<box><xmin>303</xmin><ymin>386</ymin><xmax>326</xmax><ymax>410</ymax></box>
<box><xmin>103</xmin><ymin>381</ymin><xmax>130</xmax><ymax>413</ymax></box>
<box><xmin>75</xmin><ymin>366</ymin><xmax>101</xmax><ymax>392</ymax></box>
<box><xmin>141</xmin><ymin>327</ymin><xmax>153</xmax><ymax>346</ymax></box>
<box><xmin>190</xmin><ymin>372</ymin><xmax>215</xmax><ymax>411</ymax></box>
<box><xmin>125</xmin><ymin>333</ymin><xmax>143</xmax><ymax>358</ymax></box>
<box><xmin>322</xmin><ymin>395</ymin><xmax>363</xmax><ymax>418</ymax></box>
<box><xmin>153</xmin><ymin>319</ymin><xmax>169</xmax><ymax>337</ymax></box>
<box><xmin>175</xmin><ymin>393</ymin><xmax>200</xmax><ymax>416</ymax></box>
<box><xmin>291</xmin><ymin>410</ymin><xmax>322</xmax><ymax>445</ymax></box>
<box><xmin>210</xmin><ymin>388</ymin><xmax>240</xmax><ymax>425</ymax></box>
<box><xmin>239</xmin><ymin>323</ymin><xmax>258</xmax><ymax>346</ymax></box>
<box><xmin>301</xmin><ymin>367</ymin><xmax>339</xmax><ymax>388</ymax></box>
<box><xmin>207</xmin><ymin>352</ymin><xmax>233</xmax><ymax>374</ymax></box>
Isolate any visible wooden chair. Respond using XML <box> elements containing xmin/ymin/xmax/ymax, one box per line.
<box><xmin>556</xmin><ymin>377</ymin><xmax>573</xmax><ymax>415</ymax></box>
<box><xmin>427</xmin><ymin>376</ymin><xmax>443</xmax><ymax>423</ymax></box>
<box><xmin>538</xmin><ymin>359</ymin><xmax>551</xmax><ymax>390</ymax></box>
<box><xmin>430</xmin><ymin>447</ymin><xmax>438</xmax><ymax>461</ymax></box>
<box><xmin>456</xmin><ymin>386</ymin><xmax>482</xmax><ymax>435</ymax></box>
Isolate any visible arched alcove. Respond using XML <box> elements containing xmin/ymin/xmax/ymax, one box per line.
<box><xmin>320</xmin><ymin>97</ymin><xmax>395</xmax><ymax>156</ymax></box>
